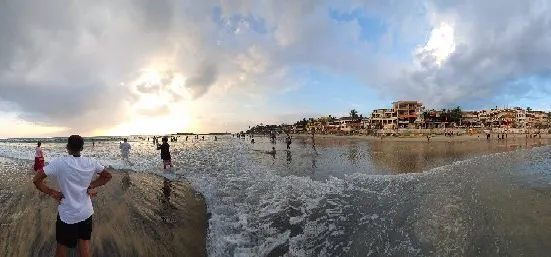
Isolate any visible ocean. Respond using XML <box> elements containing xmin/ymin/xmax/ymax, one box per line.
<box><xmin>1</xmin><ymin>136</ymin><xmax>551</xmax><ymax>256</ymax></box>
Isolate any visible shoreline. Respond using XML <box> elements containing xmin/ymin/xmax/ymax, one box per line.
<box><xmin>288</xmin><ymin>133</ymin><xmax>551</xmax><ymax>142</ymax></box>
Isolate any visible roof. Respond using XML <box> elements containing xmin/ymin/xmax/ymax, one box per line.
<box><xmin>392</xmin><ymin>100</ymin><xmax>423</xmax><ymax>104</ymax></box>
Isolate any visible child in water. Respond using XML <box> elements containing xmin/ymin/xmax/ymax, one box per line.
<box><xmin>34</xmin><ymin>142</ymin><xmax>44</xmax><ymax>171</ymax></box>
<box><xmin>157</xmin><ymin>137</ymin><xmax>173</xmax><ymax>169</ymax></box>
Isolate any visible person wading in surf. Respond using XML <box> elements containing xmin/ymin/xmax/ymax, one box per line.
<box><xmin>32</xmin><ymin>135</ymin><xmax>112</xmax><ymax>257</ymax></box>
<box><xmin>119</xmin><ymin>138</ymin><xmax>131</xmax><ymax>163</ymax></box>
<box><xmin>157</xmin><ymin>136</ymin><xmax>173</xmax><ymax>169</ymax></box>
<box><xmin>34</xmin><ymin>141</ymin><xmax>45</xmax><ymax>172</ymax></box>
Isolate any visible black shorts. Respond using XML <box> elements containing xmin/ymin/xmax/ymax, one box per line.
<box><xmin>56</xmin><ymin>214</ymin><xmax>93</xmax><ymax>248</ymax></box>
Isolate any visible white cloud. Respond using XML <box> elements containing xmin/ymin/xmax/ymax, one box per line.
<box><xmin>1</xmin><ymin>0</ymin><xmax>550</xmax><ymax>136</ymax></box>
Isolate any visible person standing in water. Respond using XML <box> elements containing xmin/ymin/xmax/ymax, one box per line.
<box><xmin>33</xmin><ymin>135</ymin><xmax>112</xmax><ymax>257</ymax></box>
<box><xmin>157</xmin><ymin>136</ymin><xmax>173</xmax><ymax>169</ymax></box>
<box><xmin>120</xmin><ymin>138</ymin><xmax>131</xmax><ymax>162</ymax></box>
<box><xmin>285</xmin><ymin>134</ymin><xmax>292</xmax><ymax>149</ymax></box>
<box><xmin>311</xmin><ymin>131</ymin><xmax>318</xmax><ymax>154</ymax></box>
<box><xmin>34</xmin><ymin>142</ymin><xmax>45</xmax><ymax>172</ymax></box>
<box><xmin>266</xmin><ymin>147</ymin><xmax>276</xmax><ymax>155</ymax></box>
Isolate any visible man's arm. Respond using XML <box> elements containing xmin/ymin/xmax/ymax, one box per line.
<box><xmin>32</xmin><ymin>171</ymin><xmax>63</xmax><ymax>201</ymax></box>
<box><xmin>89</xmin><ymin>169</ymin><xmax>112</xmax><ymax>189</ymax></box>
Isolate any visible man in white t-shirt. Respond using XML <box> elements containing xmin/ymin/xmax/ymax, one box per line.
<box><xmin>33</xmin><ymin>135</ymin><xmax>112</xmax><ymax>257</ymax></box>
<box><xmin>119</xmin><ymin>138</ymin><xmax>131</xmax><ymax>161</ymax></box>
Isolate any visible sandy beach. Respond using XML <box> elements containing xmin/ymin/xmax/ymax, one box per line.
<box><xmin>0</xmin><ymin>163</ymin><xmax>207</xmax><ymax>257</ymax></box>
<box><xmin>2</xmin><ymin>135</ymin><xmax>551</xmax><ymax>256</ymax></box>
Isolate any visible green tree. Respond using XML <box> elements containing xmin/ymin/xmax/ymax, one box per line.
<box><xmin>350</xmin><ymin>109</ymin><xmax>359</xmax><ymax>119</ymax></box>
<box><xmin>450</xmin><ymin>106</ymin><xmax>462</xmax><ymax>123</ymax></box>
<box><xmin>527</xmin><ymin>107</ymin><xmax>532</xmax><ymax>112</ymax></box>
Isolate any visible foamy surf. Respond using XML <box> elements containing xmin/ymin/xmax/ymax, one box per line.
<box><xmin>2</xmin><ymin>137</ymin><xmax>551</xmax><ymax>256</ymax></box>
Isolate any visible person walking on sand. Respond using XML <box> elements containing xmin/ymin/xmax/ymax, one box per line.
<box><xmin>120</xmin><ymin>138</ymin><xmax>131</xmax><ymax>162</ymax></box>
<box><xmin>34</xmin><ymin>142</ymin><xmax>45</xmax><ymax>172</ymax></box>
<box><xmin>32</xmin><ymin>135</ymin><xmax>112</xmax><ymax>257</ymax></box>
<box><xmin>157</xmin><ymin>136</ymin><xmax>173</xmax><ymax>169</ymax></box>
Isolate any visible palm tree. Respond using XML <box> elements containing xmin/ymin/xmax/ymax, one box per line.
<box><xmin>350</xmin><ymin>109</ymin><xmax>358</xmax><ymax>119</ymax></box>
<box><xmin>527</xmin><ymin>107</ymin><xmax>532</xmax><ymax>112</ymax></box>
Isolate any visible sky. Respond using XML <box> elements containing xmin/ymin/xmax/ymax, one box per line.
<box><xmin>1</xmin><ymin>0</ymin><xmax>551</xmax><ymax>138</ymax></box>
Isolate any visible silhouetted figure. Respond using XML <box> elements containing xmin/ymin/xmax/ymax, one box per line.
<box><xmin>266</xmin><ymin>147</ymin><xmax>276</xmax><ymax>155</ymax></box>
<box><xmin>157</xmin><ymin>137</ymin><xmax>173</xmax><ymax>169</ymax></box>
<box><xmin>285</xmin><ymin>135</ymin><xmax>292</xmax><ymax>149</ymax></box>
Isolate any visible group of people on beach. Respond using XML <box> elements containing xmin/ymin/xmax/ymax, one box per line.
<box><xmin>30</xmin><ymin>134</ymin><xmax>178</xmax><ymax>256</ymax></box>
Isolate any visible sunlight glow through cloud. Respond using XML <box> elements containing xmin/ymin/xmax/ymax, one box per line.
<box><xmin>417</xmin><ymin>22</ymin><xmax>456</xmax><ymax>66</ymax></box>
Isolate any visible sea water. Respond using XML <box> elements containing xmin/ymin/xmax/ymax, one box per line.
<box><xmin>2</xmin><ymin>136</ymin><xmax>551</xmax><ymax>256</ymax></box>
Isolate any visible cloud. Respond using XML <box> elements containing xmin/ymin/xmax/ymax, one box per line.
<box><xmin>185</xmin><ymin>63</ymin><xmax>218</xmax><ymax>98</ymax></box>
<box><xmin>1</xmin><ymin>0</ymin><xmax>550</xmax><ymax>136</ymax></box>
<box><xmin>382</xmin><ymin>0</ymin><xmax>551</xmax><ymax>109</ymax></box>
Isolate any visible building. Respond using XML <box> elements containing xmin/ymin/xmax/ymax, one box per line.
<box><xmin>528</xmin><ymin>111</ymin><xmax>548</xmax><ymax>128</ymax></box>
<box><xmin>338</xmin><ymin>117</ymin><xmax>362</xmax><ymax>133</ymax></box>
<box><xmin>461</xmin><ymin>111</ymin><xmax>481</xmax><ymax>127</ymax></box>
<box><xmin>392</xmin><ymin>101</ymin><xmax>423</xmax><ymax>128</ymax></box>
<box><xmin>370</xmin><ymin>108</ymin><xmax>397</xmax><ymax>129</ymax></box>
<box><xmin>361</xmin><ymin>117</ymin><xmax>371</xmax><ymax>129</ymax></box>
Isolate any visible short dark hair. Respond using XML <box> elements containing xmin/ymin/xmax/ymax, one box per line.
<box><xmin>162</xmin><ymin>136</ymin><xmax>168</xmax><ymax>142</ymax></box>
<box><xmin>123</xmin><ymin>138</ymin><xmax>127</xmax><ymax>142</ymax></box>
<box><xmin>37</xmin><ymin>142</ymin><xmax>41</xmax><ymax>147</ymax></box>
<box><xmin>67</xmin><ymin>135</ymin><xmax>84</xmax><ymax>152</ymax></box>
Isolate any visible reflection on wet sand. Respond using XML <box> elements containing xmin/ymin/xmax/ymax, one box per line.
<box><xmin>0</xmin><ymin>164</ymin><xmax>206</xmax><ymax>257</ymax></box>
<box><xmin>367</xmin><ymin>137</ymin><xmax>551</xmax><ymax>174</ymax></box>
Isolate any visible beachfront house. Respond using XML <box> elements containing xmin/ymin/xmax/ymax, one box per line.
<box><xmin>325</xmin><ymin>121</ymin><xmax>341</xmax><ymax>134</ymax></box>
<box><xmin>461</xmin><ymin>111</ymin><xmax>481</xmax><ymax>127</ymax></box>
<box><xmin>393</xmin><ymin>101</ymin><xmax>423</xmax><ymax>129</ymax></box>
<box><xmin>513</xmin><ymin>107</ymin><xmax>527</xmax><ymax>128</ymax></box>
<box><xmin>361</xmin><ymin>117</ymin><xmax>371</xmax><ymax>129</ymax></box>
<box><xmin>422</xmin><ymin>110</ymin><xmax>445</xmax><ymax>128</ymax></box>
<box><xmin>338</xmin><ymin>117</ymin><xmax>362</xmax><ymax>133</ymax></box>
<box><xmin>528</xmin><ymin>111</ymin><xmax>548</xmax><ymax>128</ymax></box>
<box><xmin>370</xmin><ymin>108</ymin><xmax>397</xmax><ymax>129</ymax></box>
<box><xmin>415</xmin><ymin>105</ymin><xmax>425</xmax><ymax>127</ymax></box>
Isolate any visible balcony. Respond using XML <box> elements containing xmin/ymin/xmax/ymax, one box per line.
<box><xmin>398</xmin><ymin>114</ymin><xmax>417</xmax><ymax>119</ymax></box>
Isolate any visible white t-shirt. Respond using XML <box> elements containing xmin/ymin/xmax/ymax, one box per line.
<box><xmin>35</xmin><ymin>147</ymin><xmax>43</xmax><ymax>158</ymax></box>
<box><xmin>120</xmin><ymin>142</ymin><xmax>131</xmax><ymax>153</ymax></box>
<box><xmin>43</xmin><ymin>156</ymin><xmax>105</xmax><ymax>224</ymax></box>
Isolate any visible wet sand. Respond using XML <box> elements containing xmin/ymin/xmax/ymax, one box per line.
<box><xmin>293</xmin><ymin>133</ymin><xmax>551</xmax><ymax>142</ymax></box>
<box><xmin>0</xmin><ymin>164</ymin><xmax>206</xmax><ymax>257</ymax></box>
<box><xmin>287</xmin><ymin>134</ymin><xmax>551</xmax><ymax>174</ymax></box>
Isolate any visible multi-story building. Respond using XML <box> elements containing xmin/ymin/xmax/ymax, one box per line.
<box><xmin>393</xmin><ymin>101</ymin><xmax>423</xmax><ymax>128</ymax></box>
<box><xmin>513</xmin><ymin>107</ymin><xmax>527</xmax><ymax>128</ymax></box>
<box><xmin>415</xmin><ymin>105</ymin><xmax>425</xmax><ymax>126</ymax></box>
<box><xmin>370</xmin><ymin>109</ymin><xmax>397</xmax><ymax>129</ymax></box>
<box><xmin>424</xmin><ymin>110</ymin><xmax>445</xmax><ymax>128</ymax></box>
<box><xmin>528</xmin><ymin>111</ymin><xmax>548</xmax><ymax>128</ymax></box>
<box><xmin>338</xmin><ymin>117</ymin><xmax>362</xmax><ymax>133</ymax></box>
<box><xmin>461</xmin><ymin>111</ymin><xmax>481</xmax><ymax>127</ymax></box>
